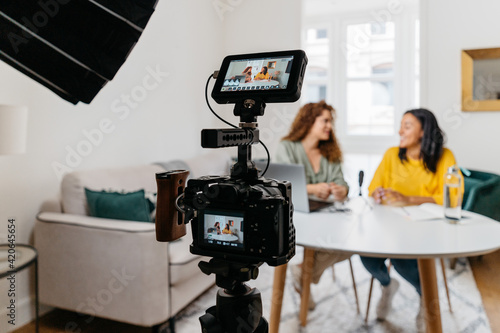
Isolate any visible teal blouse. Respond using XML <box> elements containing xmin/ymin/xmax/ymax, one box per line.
<box><xmin>275</xmin><ymin>140</ymin><xmax>349</xmax><ymax>190</ymax></box>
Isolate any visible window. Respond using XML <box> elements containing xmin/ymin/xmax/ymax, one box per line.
<box><xmin>302</xmin><ymin>0</ymin><xmax>420</xmax><ymax>153</ymax></box>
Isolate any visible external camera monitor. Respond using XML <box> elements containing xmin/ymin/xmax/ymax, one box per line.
<box><xmin>202</xmin><ymin>210</ymin><xmax>245</xmax><ymax>251</ymax></box>
<box><xmin>211</xmin><ymin>50</ymin><xmax>307</xmax><ymax>104</ymax></box>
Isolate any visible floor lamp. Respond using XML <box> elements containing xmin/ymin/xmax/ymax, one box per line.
<box><xmin>0</xmin><ymin>104</ymin><xmax>35</xmax><ymax>331</ymax></box>
<box><xmin>0</xmin><ymin>105</ymin><xmax>28</xmax><ymax>155</ymax></box>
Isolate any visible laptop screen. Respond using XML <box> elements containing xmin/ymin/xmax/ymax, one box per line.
<box><xmin>255</xmin><ymin>161</ymin><xmax>310</xmax><ymax>213</ymax></box>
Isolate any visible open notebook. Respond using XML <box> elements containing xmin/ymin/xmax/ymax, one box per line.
<box><xmin>392</xmin><ymin>204</ymin><xmax>445</xmax><ymax>221</ymax></box>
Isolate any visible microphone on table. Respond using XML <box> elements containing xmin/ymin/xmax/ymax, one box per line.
<box><xmin>358</xmin><ymin>170</ymin><xmax>364</xmax><ymax>196</ymax></box>
<box><xmin>358</xmin><ymin>170</ymin><xmax>373</xmax><ymax>210</ymax></box>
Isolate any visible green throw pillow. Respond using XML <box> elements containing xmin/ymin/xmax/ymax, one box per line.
<box><xmin>84</xmin><ymin>188</ymin><xmax>153</xmax><ymax>222</ymax></box>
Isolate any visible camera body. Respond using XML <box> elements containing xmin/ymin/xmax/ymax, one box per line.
<box><xmin>183</xmin><ymin>175</ymin><xmax>295</xmax><ymax>266</ymax></box>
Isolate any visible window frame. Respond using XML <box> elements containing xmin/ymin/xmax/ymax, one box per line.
<box><xmin>302</xmin><ymin>3</ymin><xmax>419</xmax><ymax>154</ymax></box>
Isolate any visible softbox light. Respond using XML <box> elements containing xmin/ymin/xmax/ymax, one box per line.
<box><xmin>0</xmin><ymin>0</ymin><xmax>158</xmax><ymax>104</ymax></box>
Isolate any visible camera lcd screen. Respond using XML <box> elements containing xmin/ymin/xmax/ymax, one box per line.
<box><xmin>202</xmin><ymin>210</ymin><xmax>244</xmax><ymax>250</ymax></box>
<box><xmin>219</xmin><ymin>56</ymin><xmax>294</xmax><ymax>93</ymax></box>
<box><xmin>211</xmin><ymin>50</ymin><xmax>307</xmax><ymax>104</ymax></box>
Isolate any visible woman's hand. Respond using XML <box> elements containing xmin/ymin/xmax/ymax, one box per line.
<box><xmin>330</xmin><ymin>183</ymin><xmax>348</xmax><ymax>201</ymax></box>
<box><xmin>383</xmin><ymin>189</ymin><xmax>410</xmax><ymax>206</ymax></box>
<box><xmin>308</xmin><ymin>183</ymin><xmax>331</xmax><ymax>200</ymax></box>
<box><xmin>374</xmin><ymin>188</ymin><xmax>410</xmax><ymax>206</ymax></box>
<box><xmin>372</xmin><ymin>187</ymin><xmax>384</xmax><ymax>204</ymax></box>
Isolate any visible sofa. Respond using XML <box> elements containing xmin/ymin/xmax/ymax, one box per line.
<box><xmin>34</xmin><ymin>150</ymin><xmax>233</xmax><ymax>331</ymax></box>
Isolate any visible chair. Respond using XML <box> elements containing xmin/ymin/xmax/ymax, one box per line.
<box><xmin>299</xmin><ymin>248</ymin><xmax>360</xmax><ymax>326</ymax></box>
<box><xmin>462</xmin><ymin>168</ymin><xmax>500</xmax><ymax>221</ymax></box>
<box><xmin>364</xmin><ymin>259</ymin><xmax>453</xmax><ymax>323</ymax></box>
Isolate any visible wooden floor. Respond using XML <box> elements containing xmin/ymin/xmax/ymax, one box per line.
<box><xmin>469</xmin><ymin>249</ymin><xmax>500</xmax><ymax>331</ymax></box>
<box><xmin>14</xmin><ymin>250</ymin><xmax>500</xmax><ymax>333</ymax></box>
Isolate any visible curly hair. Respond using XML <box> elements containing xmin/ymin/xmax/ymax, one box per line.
<box><xmin>281</xmin><ymin>100</ymin><xmax>343</xmax><ymax>162</ymax></box>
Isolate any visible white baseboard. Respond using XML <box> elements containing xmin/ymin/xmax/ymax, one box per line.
<box><xmin>0</xmin><ymin>294</ymin><xmax>53</xmax><ymax>332</ymax></box>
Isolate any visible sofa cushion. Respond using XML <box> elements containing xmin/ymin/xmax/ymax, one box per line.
<box><xmin>62</xmin><ymin>164</ymin><xmax>166</xmax><ymax>215</ymax></box>
<box><xmin>183</xmin><ymin>150</ymin><xmax>232</xmax><ymax>178</ymax></box>
<box><xmin>85</xmin><ymin>188</ymin><xmax>153</xmax><ymax>222</ymax></box>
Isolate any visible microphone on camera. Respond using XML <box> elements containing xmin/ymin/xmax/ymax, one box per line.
<box><xmin>358</xmin><ymin>170</ymin><xmax>364</xmax><ymax>196</ymax></box>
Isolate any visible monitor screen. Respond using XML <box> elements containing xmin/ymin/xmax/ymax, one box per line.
<box><xmin>202</xmin><ymin>210</ymin><xmax>245</xmax><ymax>250</ymax></box>
<box><xmin>219</xmin><ymin>56</ymin><xmax>294</xmax><ymax>93</ymax></box>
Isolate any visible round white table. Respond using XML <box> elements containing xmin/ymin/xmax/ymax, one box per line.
<box><xmin>269</xmin><ymin>198</ymin><xmax>500</xmax><ymax>333</ymax></box>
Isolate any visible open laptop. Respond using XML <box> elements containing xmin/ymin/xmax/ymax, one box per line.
<box><xmin>234</xmin><ymin>75</ymin><xmax>247</xmax><ymax>83</ymax></box>
<box><xmin>254</xmin><ymin>161</ymin><xmax>334</xmax><ymax>213</ymax></box>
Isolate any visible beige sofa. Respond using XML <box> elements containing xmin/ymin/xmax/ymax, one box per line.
<box><xmin>34</xmin><ymin>150</ymin><xmax>232</xmax><ymax>331</ymax></box>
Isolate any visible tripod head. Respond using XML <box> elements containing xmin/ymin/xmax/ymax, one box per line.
<box><xmin>198</xmin><ymin>259</ymin><xmax>268</xmax><ymax>333</ymax></box>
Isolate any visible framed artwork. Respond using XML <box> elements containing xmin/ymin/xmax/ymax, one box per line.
<box><xmin>462</xmin><ymin>47</ymin><xmax>500</xmax><ymax>111</ymax></box>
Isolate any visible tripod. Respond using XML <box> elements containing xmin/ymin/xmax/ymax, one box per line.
<box><xmin>198</xmin><ymin>259</ymin><xmax>268</xmax><ymax>333</ymax></box>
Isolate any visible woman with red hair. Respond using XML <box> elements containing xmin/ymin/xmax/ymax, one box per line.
<box><xmin>276</xmin><ymin>100</ymin><xmax>350</xmax><ymax>309</ymax></box>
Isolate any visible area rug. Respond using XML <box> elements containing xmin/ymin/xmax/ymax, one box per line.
<box><xmin>174</xmin><ymin>250</ymin><xmax>491</xmax><ymax>333</ymax></box>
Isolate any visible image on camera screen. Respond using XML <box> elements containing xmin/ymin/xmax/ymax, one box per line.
<box><xmin>203</xmin><ymin>210</ymin><xmax>244</xmax><ymax>250</ymax></box>
<box><xmin>220</xmin><ymin>56</ymin><xmax>294</xmax><ymax>93</ymax></box>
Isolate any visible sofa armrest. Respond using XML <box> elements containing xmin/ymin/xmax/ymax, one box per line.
<box><xmin>34</xmin><ymin>213</ymin><xmax>170</xmax><ymax>326</ymax></box>
<box><xmin>37</xmin><ymin>212</ymin><xmax>156</xmax><ymax>232</ymax></box>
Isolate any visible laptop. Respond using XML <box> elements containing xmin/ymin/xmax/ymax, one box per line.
<box><xmin>254</xmin><ymin>161</ymin><xmax>334</xmax><ymax>213</ymax></box>
<box><xmin>234</xmin><ymin>75</ymin><xmax>247</xmax><ymax>83</ymax></box>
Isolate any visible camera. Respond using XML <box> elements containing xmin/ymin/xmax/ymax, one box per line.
<box><xmin>183</xmin><ymin>174</ymin><xmax>293</xmax><ymax>266</ymax></box>
<box><xmin>155</xmin><ymin>49</ymin><xmax>307</xmax><ymax>333</ymax></box>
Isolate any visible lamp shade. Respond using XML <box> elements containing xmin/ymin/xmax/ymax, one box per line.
<box><xmin>0</xmin><ymin>105</ymin><xmax>28</xmax><ymax>155</ymax></box>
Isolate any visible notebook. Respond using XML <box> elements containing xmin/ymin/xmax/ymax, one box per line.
<box><xmin>254</xmin><ymin>161</ymin><xmax>334</xmax><ymax>213</ymax></box>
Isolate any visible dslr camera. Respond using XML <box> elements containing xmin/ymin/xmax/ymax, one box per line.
<box><xmin>155</xmin><ymin>50</ymin><xmax>307</xmax><ymax>333</ymax></box>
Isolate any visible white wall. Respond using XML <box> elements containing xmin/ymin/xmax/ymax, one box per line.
<box><xmin>221</xmin><ymin>0</ymin><xmax>303</xmax><ymax>159</ymax></box>
<box><xmin>421</xmin><ymin>0</ymin><xmax>500</xmax><ymax>173</ymax></box>
<box><xmin>0</xmin><ymin>1</ymin><xmax>226</xmax><ymax>330</ymax></box>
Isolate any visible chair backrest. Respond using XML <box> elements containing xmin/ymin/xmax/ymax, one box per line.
<box><xmin>462</xmin><ymin>169</ymin><xmax>500</xmax><ymax>221</ymax></box>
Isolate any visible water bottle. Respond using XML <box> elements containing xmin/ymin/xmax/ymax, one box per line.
<box><xmin>444</xmin><ymin>165</ymin><xmax>463</xmax><ymax>223</ymax></box>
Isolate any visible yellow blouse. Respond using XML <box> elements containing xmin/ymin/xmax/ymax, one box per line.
<box><xmin>254</xmin><ymin>72</ymin><xmax>270</xmax><ymax>80</ymax></box>
<box><xmin>368</xmin><ymin>147</ymin><xmax>462</xmax><ymax>205</ymax></box>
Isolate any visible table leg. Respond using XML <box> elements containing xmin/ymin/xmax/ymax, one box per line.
<box><xmin>269</xmin><ymin>263</ymin><xmax>287</xmax><ymax>333</ymax></box>
<box><xmin>418</xmin><ymin>258</ymin><xmax>442</xmax><ymax>333</ymax></box>
<box><xmin>300</xmin><ymin>248</ymin><xmax>315</xmax><ymax>327</ymax></box>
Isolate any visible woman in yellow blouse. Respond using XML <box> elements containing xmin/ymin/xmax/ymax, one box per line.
<box><xmin>222</xmin><ymin>223</ymin><xmax>232</xmax><ymax>234</ymax></box>
<box><xmin>361</xmin><ymin>108</ymin><xmax>461</xmax><ymax>331</ymax></box>
<box><xmin>253</xmin><ymin>66</ymin><xmax>270</xmax><ymax>80</ymax></box>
